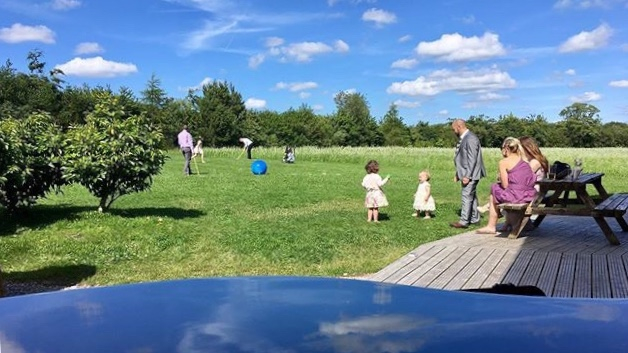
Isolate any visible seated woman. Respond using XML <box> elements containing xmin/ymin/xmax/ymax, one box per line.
<box><xmin>476</xmin><ymin>137</ymin><xmax>537</xmax><ymax>234</ymax></box>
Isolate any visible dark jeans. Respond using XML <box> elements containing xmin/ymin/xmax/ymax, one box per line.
<box><xmin>181</xmin><ymin>147</ymin><xmax>192</xmax><ymax>175</ymax></box>
<box><xmin>246</xmin><ymin>143</ymin><xmax>254</xmax><ymax>159</ymax></box>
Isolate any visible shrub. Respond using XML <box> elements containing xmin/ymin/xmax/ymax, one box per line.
<box><xmin>0</xmin><ymin>112</ymin><xmax>65</xmax><ymax>213</ymax></box>
<box><xmin>63</xmin><ymin>92</ymin><xmax>167</xmax><ymax>212</ymax></box>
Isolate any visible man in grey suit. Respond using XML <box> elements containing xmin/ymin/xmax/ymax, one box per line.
<box><xmin>451</xmin><ymin>119</ymin><xmax>486</xmax><ymax>228</ymax></box>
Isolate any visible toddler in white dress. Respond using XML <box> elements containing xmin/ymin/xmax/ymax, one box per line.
<box><xmin>413</xmin><ymin>170</ymin><xmax>435</xmax><ymax>219</ymax></box>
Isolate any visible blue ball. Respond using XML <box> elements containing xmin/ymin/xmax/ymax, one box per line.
<box><xmin>251</xmin><ymin>160</ymin><xmax>267</xmax><ymax>175</ymax></box>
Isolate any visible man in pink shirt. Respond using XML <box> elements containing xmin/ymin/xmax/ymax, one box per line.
<box><xmin>177</xmin><ymin>125</ymin><xmax>194</xmax><ymax>176</ymax></box>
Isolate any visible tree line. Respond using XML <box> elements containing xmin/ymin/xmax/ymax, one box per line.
<box><xmin>3</xmin><ymin>51</ymin><xmax>628</xmax><ymax>152</ymax></box>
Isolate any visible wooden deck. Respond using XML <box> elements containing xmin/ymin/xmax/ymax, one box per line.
<box><xmin>367</xmin><ymin>215</ymin><xmax>628</xmax><ymax>298</ymax></box>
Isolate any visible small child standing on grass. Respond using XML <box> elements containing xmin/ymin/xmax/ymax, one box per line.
<box><xmin>361</xmin><ymin>160</ymin><xmax>390</xmax><ymax>223</ymax></box>
<box><xmin>413</xmin><ymin>170</ymin><xmax>436</xmax><ymax>219</ymax></box>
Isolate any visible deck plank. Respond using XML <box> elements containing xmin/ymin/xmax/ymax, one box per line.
<box><xmin>368</xmin><ymin>216</ymin><xmax>628</xmax><ymax>298</ymax></box>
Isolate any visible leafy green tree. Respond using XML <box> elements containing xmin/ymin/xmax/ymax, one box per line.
<box><xmin>331</xmin><ymin>91</ymin><xmax>381</xmax><ymax>146</ymax></box>
<box><xmin>379</xmin><ymin>104</ymin><xmax>411</xmax><ymax>146</ymax></box>
<box><xmin>558</xmin><ymin>103</ymin><xmax>602</xmax><ymax>147</ymax></box>
<box><xmin>194</xmin><ymin>81</ymin><xmax>245</xmax><ymax>147</ymax></box>
<box><xmin>0</xmin><ymin>112</ymin><xmax>65</xmax><ymax>213</ymax></box>
<box><xmin>63</xmin><ymin>92</ymin><xmax>167</xmax><ymax>212</ymax></box>
<box><xmin>0</xmin><ymin>52</ymin><xmax>63</xmax><ymax>120</ymax></box>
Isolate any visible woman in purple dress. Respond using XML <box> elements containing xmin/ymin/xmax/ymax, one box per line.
<box><xmin>476</xmin><ymin>137</ymin><xmax>537</xmax><ymax>234</ymax></box>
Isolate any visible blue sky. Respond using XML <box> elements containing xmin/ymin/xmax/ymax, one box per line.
<box><xmin>1</xmin><ymin>0</ymin><xmax>627</xmax><ymax>125</ymax></box>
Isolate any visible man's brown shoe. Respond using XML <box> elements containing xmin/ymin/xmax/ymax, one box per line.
<box><xmin>449</xmin><ymin>222</ymin><xmax>469</xmax><ymax>229</ymax></box>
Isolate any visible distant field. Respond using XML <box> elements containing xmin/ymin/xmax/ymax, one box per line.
<box><xmin>1</xmin><ymin>147</ymin><xmax>626</xmax><ymax>286</ymax></box>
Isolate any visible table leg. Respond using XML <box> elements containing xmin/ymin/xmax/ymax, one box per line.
<box><xmin>593</xmin><ymin>181</ymin><xmax>610</xmax><ymax>200</ymax></box>
<box><xmin>615</xmin><ymin>216</ymin><xmax>628</xmax><ymax>232</ymax></box>
<box><xmin>593</xmin><ymin>216</ymin><xmax>621</xmax><ymax>245</ymax></box>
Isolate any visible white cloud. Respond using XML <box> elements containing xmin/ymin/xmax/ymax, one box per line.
<box><xmin>393</xmin><ymin>99</ymin><xmax>420</xmax><ymax>108</ymax></box>
<box><xmin>610</xmin><ymin>80</ymin><xmax>628</xmax><ymax>87</ymax></box>
<box><xmin>55</xmin><ymin>57</ymin><xmax>137</xmax><ymax>78</ymax></box>
<box><xmin>438</xmin><ymin>110</ymin><xmax>449</xmax><ymax>115</ymax></box>
<box><xmin>0</xmin><ymin>23</ymin><xmax>55</xmax><ymax>44</ymax></box>
<box><xmin>51</xmin><ymin>0</ymin><xmax>81</xmax><ymax>10</ymax></box>
<box><xmin>280</xmin><ymin>42</ymin><xmax>335</xmax><ymax>62</ymax></box>
<box><xmin>398</xmin><ymin>34</ymin><xmax>412</xmax><ymax>43</ymax></box>
<box><xmin>391</xmin><ymin>58</ymin><xmax>418</xmax><ymax>69</ymax></box>
<box><xmin>194</xmin><ymin>77</ymin><xmax>213</xmax><ymax>89</ymax></box>
<box><xmin>477</xmin><ymin>92</ymin><xmax>509</xmax><ymax>101</ymax></box>
<box><xmin>362</xmin><ymin>8</ymin><xmax>397</xmax><ymax>27</ymax></box>
<box><xmin>275</xmin><ymin>81</ymin><xmax>318</xmax><ymax>92</ymax></box>
<box><xmin>245</xmin><ymin>98</ymin><xmax>266</xmax><ymax>109</ymax></box>
<box><xmin>299</xmin><ymin>92</ymin><xmax>311</xmax><ymax>99</ymax></box>
<box><xmin>559</xmin><ymin>23</ymin><xmax>613</xmax><ymax>53</ymax></box>
<box><xmin>461</xmin><ymin>15</ymin><xmax>476</xmax><ymax>24</ymax></box>
<box><xmin>334</xmin><ymin>39</ymin><xmax>350</xmax><ymax>53</ymax></box>
<box><xmin>248</xmin><ymin>53</ymin><xmax>265</xmax><ymax>69</ymax></box>
<box><xmin>265</xmin><ymin>36</ymin><xmax>284</xmax><ymax>47</ymax></box>
<box><xmin>554</xmin><ymin>0</ymin><xmax>625</xmax><ymax>9</ymax></box>
<box><xmin>565</xmin><ymin>68</ymin><xmax>576</xmax><ymax>75</ymax></box>
<box><xmin>74</xmin><ymin>42</ymin><xmax>104</xmax><ymax>55</ymax></box>
<box><xmin>416</xmin><ymin>32</ymin><xmax>506</xmax><ymax>62</ymax></box>
<box><xmin>387</xmin><ymin>67</ymin><xmax>516</xmax><ymax>96</ymax></box>
<box><xmin>570</xmin><ymin>91</ymin><xmax>602</xmax><ymax>102</ymax></box>
<box><xmin>312</xmin><ymin>104</ymin><xmax>324</xmax><ymax>111</ymax></box>
<box><xmin>328</xmin><ymin>0</ymin><xmax>377</xmax><ymax>6</ymax></box>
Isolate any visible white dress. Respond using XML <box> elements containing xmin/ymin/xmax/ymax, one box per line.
<box><xmin>362</xmin><ymin>173</ymin><xmax>389</xmax><ymax>208</ymax></box>
<box><xmin>413</xmin><ymin>182</ymin><xmax>435</xmax><ymax>212</ymax></box>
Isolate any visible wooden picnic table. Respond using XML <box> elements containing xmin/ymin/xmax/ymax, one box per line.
<box><xmin>516</xmin><ymin>172</ymin><xmax>625</xmax><ymax>245</ymax></box>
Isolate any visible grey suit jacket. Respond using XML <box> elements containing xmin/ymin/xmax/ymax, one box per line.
<box><xmin>454</xmin><ymin>131</ymin><xmax>487</xmax><ymax>181</ymax></box>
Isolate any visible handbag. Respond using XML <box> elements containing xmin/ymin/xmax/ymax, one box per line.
<box><xmin>550</xmin><ymin>161</ymin><xmax>571</xmax><ymax>179</ymax></box>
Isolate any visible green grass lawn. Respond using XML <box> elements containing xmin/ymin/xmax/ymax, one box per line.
<box><xmin>1</xmin><ymin>147</ymin><xmax>626</xmax><ymax>286</ymax></box>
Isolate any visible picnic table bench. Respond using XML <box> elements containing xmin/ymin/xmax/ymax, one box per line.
<box><xmin>497</xmin><ymin>173</ymin><xmax>627</xmax><ymax>245</ymax></box>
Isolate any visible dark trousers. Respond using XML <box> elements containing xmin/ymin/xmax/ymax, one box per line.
<box><xmin>181</xmin><ymin>147</ymin><xmax>192</xmax><ymax>175</ymax></box>
<box><xmin>246</xmin><ymin>143</ymin><xmax>254</xmax><ymax>159</ymax></box>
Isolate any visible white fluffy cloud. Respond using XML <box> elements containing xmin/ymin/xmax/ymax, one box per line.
<box><xmin>265</xmin><ymin>36</ymin><xmax>284</xmax><ymax>47</ymax></box>
<box><xmin>477</xmin><ymin>92</ymin><xmax>509</xmax><ymax>101</ymax></box>
<box><xmin>55</xmin><ymin>57</ymin><xmax>137</xmax><ymax>78</ymax></box>
<box><xmin>570</xmin><ymin>91</ymin><xmax>602</xmax><ymax>102</ymax></box>
<box><xmin>275</xmin><ymin>81</ymin><xmax>318</xmax><ymax>92</ymax></box>
<box><xmin>391</xmin><ymin>58</ymin><xmax>418</xmax><ymax>69</ymax></box>
<box><xmin>559</xmin><ymin>23</ymin><xmax>613</xmax><ymax>53</ymax></box>
<box><xmin>398</xmin><ymin>35</ymin><xmax>412</xmax><ymax>43</ymax></box>
<box><xmin>245</xmin><ymin>98</ymin><xmax>267</xmax><ymax>109</ymax></box>
<box><xmin>416</xmin><ymin>32</ymin><xmax>506</xmax><ymax>62</ymax></box>
<box><xmin>554</xmin><ymin>0</ymin><xmax>626</xmax><ymax>9</ymax></box>
<box><xmin>248</xmin><ymin>53</ymin><xmax>265</xmax><ymax>69</ymax></box>
<box><xmin>0</xmin><ymin>23</ymin><xmax>55</xmax><ymax>44</ymax></box>
<box><xmin>565</xmin><ymin>68</ymin><xmax>576</xmax><ymax>75</ymax></box>
<box><xmin>610</xmin><ymin>80</ymin><xmax>628</xmax><ymax>87</ymax></box>
<box><xmin>74</xmin><ymin>42</ymin><xmax>104</xmax><ymax>55</ymax></box>
<box><xmin>387</xmin><ymin>67</ymin><xmax>516</xmax><ymax>96</ymax></box>
<box><xmin>393</xmin><ymin>99</ymin><xmax>420</xmax><ymax>108</ymax></box>
<box><xmin>362</xmin><ymin>8</ymin><xmax>397</xmax><ymax>27</ymax></box>
<box><xmin>334</xmin><ymin>39</ymin><xmax>350</xmax><ymax>53</ymax></box>
<box><xmin>51</xmin><ymin>0</ymin><xmax>81</xmax><ymax>10</ymax></box>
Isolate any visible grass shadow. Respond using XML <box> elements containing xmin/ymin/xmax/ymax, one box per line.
<box><xmin>2</xmin><ymin>264</ymin><xmax>97</xmax><ymax>297</ymax></box>
<box><xmin>0</xmin><ymin>204</ymin><xmax>95</xmax><ymax>237</ymax></box>
<box><xmin>109</xmin><ymin>207</ymin><xmax>205</xmax><ymax>219</ymax></box>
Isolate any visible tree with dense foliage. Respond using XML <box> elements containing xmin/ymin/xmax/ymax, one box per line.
<box><xmin>332</xmin><ymin>91</ymin><xmax>382</xmax><ymax>146</ymax></box>
<box><xmin>192</xmin><ymin>81</ymin><xmax>245</xmax><ymax>147</ymax></box>
<box><xmin>63</xmin><ymin>92</ymin><xmax>167</xmax><ymax>212</ymax></box>
<box><xmin>558</xmin><ymin>103</ymin><xmax>602</xmax><ymax>148</ymax></box>
<box><xmin>0</xmin><ymin>112</ymin><xmax>65</xmax><ymax>213</ymax></box>
<box><xmin>380</xmin><ymin>104</ymin><xmax>411</xmax><ymax>146</ymax></box>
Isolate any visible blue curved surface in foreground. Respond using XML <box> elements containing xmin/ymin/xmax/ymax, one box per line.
<box><xmin>0</xmin><ymin>276</ymin><xmax>627</xmax><ymax>352</ymax></box>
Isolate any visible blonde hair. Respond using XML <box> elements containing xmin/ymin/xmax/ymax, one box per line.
<box><xmin>502</xmin><ymin>137</ymin><xmax>524</xmax><ymax>158</ymax></box>
<box><xmin>419</xmin><ymin>170</ymin><xmax>431</xmax><ymax>181</ymax></box>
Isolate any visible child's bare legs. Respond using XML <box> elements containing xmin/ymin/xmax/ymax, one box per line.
<box><xmin>412</xmin><ymin>210</ymin><xmax>418</xmax><ymax>217</ymax></box>
<box><xmin>367</xmin><ymin>208</ymin><xmax>374</xmax><ymax>222</ymax></box>
<box><xmin>372</xmin><ymin>208</ymin><xmax>380</xmax><ymax>222</ymax></box>
<box><xmin>201</xmin><ymin>154</ymin><xmax>205</xmax><ymax>163</ymax></box>
<box><xmin>423</xmin><ymin>211</ymin><xmax>431</xmax><ymax>219</ymax></box>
